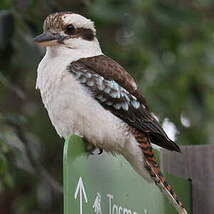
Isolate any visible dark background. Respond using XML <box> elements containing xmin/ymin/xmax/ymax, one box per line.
<box><xmin>0</xmin><ymin>0</ymin><xmax>214</xmax><ymax>213</ymax></box>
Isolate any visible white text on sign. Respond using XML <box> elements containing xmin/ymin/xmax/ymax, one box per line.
<box><xmin>107</xmin><ymin>194</ymin><xmax>140</xmax><ymax>214</ymax></box>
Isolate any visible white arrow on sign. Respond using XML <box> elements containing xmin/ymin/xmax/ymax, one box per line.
<box><xmin>74</xmin><ymin>177</ymin><xmax>88</xmax><ymax>214</ymax></box>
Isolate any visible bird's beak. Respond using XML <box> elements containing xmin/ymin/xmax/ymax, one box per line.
<box><xmin>33</xmin><ymin>32</ymin><xmax>66</xmax><ymax>47</ymax></box>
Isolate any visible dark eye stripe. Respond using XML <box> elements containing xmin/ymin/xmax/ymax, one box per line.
<box><xmin>76</xmin><ymin>28</ymin><xmax>95</xmax><ymax>41</ymax></box>
<box><xmin>63</xmin><ymin>26</ymin><xmax>95</xmax><ymax>41</ymax></box>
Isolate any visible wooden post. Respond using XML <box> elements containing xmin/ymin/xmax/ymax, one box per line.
<box><xmin>161</xmin><ymin>145</ymin><xmax>214</xmax><ymax>214</ymax></box>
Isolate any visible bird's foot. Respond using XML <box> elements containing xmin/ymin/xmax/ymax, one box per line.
<box><xmin>84</xmin><ymin>138</ymin><xmax>103</xmax><ymax>155</ymax></box>
<box><xmin>97</xmin><ymin>148</ymin><xmax>103</xmax><ymax>155</ymax></box>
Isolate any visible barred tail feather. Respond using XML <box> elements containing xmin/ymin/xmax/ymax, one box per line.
<box><xmin>144</xmin><ymin>160</ymin><xmax>188</xmax><ymax>214</ymax></box>
<box><xmin>133</xmin><ymin>131</ymin><xmax>188</xmax><ymax>214</ymax></box>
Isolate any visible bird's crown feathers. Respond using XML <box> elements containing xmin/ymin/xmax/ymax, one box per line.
<box><xmin>43</xmin><ymin>12</ymin><xmax>96</xmax><ymax>34</ymax></box>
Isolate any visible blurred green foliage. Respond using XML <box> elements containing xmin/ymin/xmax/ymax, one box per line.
<box><xmin>0</xmin><ymin>0</ymin><xmax>214</xmax><ymax>213</ymax></box>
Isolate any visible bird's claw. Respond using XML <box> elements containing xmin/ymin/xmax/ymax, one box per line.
<box><xmin>89</xmin><ymin>148</ymin><xmax>103</xmax><ymax>155</ymax></box>
<box><xmin>84</xmin><ymin>138</ymin><xmax>103</xmax><ymax>155</ymax></box>
<box><xmin>98</xmin><ymin>148</ymin><xmax>103</xmax><ymax>155</ymax></box>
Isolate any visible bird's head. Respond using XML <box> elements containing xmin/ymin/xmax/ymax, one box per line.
<box><xmin>34</xmin><ymin>12</ymin><xmax>101</xmax><ymax>55</ymax></box>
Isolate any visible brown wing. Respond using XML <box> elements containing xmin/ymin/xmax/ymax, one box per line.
<box><xmin>78</xmin><ymin>55</ymin><xmax>149</xmax><ymax>109</ymax></box>
<box><xmin>67</xmin><ymin>55</ymin><xmax>180</xmax><ymax>152</ymax></box>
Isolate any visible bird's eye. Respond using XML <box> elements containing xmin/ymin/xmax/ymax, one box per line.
<box><xmin>64</xmin><ymin>24</ymin><xmax>76</xmax><ymax>35</ymax></box>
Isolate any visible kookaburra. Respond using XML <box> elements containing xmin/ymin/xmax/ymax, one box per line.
<box><xmin>34</xmin><ymin>12</ymin><xmax>187</xmax><ymax>214</ymax></box>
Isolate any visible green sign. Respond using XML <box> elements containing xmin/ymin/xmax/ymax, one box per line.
<box><xmin>64</xmin><ymin>135</ymin><xmax>191</xmax><ymax>214</ymax></box>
